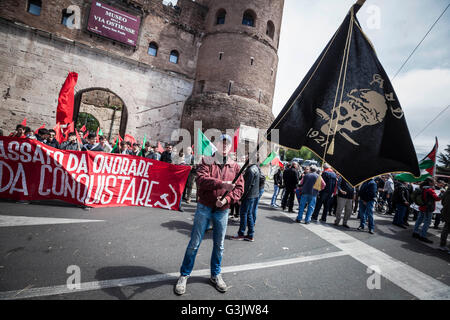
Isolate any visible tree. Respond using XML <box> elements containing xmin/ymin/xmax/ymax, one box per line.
<box><xmin>438</xmin><ymin>144</ymin><xmax>450</xmax><ymax>168</ymax></box>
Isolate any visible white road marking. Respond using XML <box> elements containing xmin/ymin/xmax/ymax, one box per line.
<box><xmin>279</xmin><ymin>211</ymin><xmax>450</xmax><ymax>300</ymax></box>
<box><xmin>0</xmin><ymin>215</ymin><xmax>103</xmax><ymax>227</ymax></box>
<box><xmin>0</xmin><ymin>251</ymin><xmax>347</xmax><ymax>300</ymax></box>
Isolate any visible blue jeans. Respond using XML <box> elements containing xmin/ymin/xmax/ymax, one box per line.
<box><xmin>239</xmin><ymin>197</ymin><xmax>258</xmax><ymax>238</ymax></box>
<box><xmin>413</xmin><ymin>210</ymin><xmax>433</xmax><ymax>238</ymax></box>
<box><xmin>271</xmin><ymin>185</ymin><xmax>280</xmax><ymax>206</ymax></box>
<box><xmin>359</xmin><ymin>200</ymin><xmax>375</xmax><ymax>231</ymax></box>
<box><xmin>180</xmin><ymin>203</ymin><xmax>229</xmax><ymax>277</ymax></box>
<box><xmin>253</xmin><ymin>188</ymin><xmax>264</xmax><ymax>224</ymax></box>
<box><xmin>393</xmin><ymin>204</ymin><xmax>407</xmax><ymax>226</ymax></box>
<box><xmin>297</xmin><ymin>194</ymin><xmax>317</xmax><ymax>223</ymax></box>
<box><xmin>312</xmin><ymin>192</ymin><xmax>332</xmax><ymax>221</ymax></box>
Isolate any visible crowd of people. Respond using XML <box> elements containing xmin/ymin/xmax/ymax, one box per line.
<box><xmin>268</xmin><ymin>161</ymin><xmax>450</xmax><ymax>252</ymax></box>
<box><xmin>3</xmin><ymin>124</ymin><xmax>449</xmax><ymax>297</ymax></box>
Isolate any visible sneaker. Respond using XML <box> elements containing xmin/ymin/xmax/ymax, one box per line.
<box><xmin>174</xmin><ymin>275</ymin><xmax>188</xmax><ymax>295</ymax></box>
<box><xmin>438</xmin><ymin>246</ymin><xmax>449</xmax><ymax>252</ymax></box>
<box><xmin>244</xmin><ymin>236</ymin><xmax>255</xmax><ymax>242</ymax></box>
<box><xmin>419</xmin><ymin>236</ymin><xmax>433</xmax><ymax>244</ymax></box>
<box><xmin>357</xmin><ymin>226</ymin><xmax>364</xmax><ymax>231</ymax></box>
<box><xmin>343</xmin><ymin>224</ymin><xmax>350</xmax><ymax>229</ymax></box>
<box><xmin>231</xmin><ymin>235</ymin><xmax>245</xmax><ymax>241</ymax></box>
<box><xmin>412</xmin><ymin>232</ymin><xmax>420</xmax><ymax>239</ymax></box>
<box><xmin>369</xmin><ymin>230</ymin><xmax>375</xmax><ymax>235</ymax></box>
<box><xmin>210</xmin><ymin>274</ymin><xmax>227</xmax><ymax>293</ymax></box>
<box><xmin>295</xmin><ymin>219</ymin><xmax>302</xmax><ymax>223</ymax></box>
<box><xmin>304</xmin><ymin>221</ymin><xmax>311</xmax><ymax>225</ymax></box>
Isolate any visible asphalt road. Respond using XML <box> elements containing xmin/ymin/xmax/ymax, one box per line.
<box><xmin>0</xmin><ymin>191</ymin><xmax>449</xmax><ymax>300</ymax></box>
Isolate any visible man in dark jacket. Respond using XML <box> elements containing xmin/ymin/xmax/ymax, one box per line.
<box><xmin>36</xmin><ymin>128</ymin><xmax>50</xmax><ymax>144</ymax></box>
<box><xmin>392</xmin><ymin>179</ymin><xmax>410</xmax><ymax>229</ymax></box>
<box><xmin>271</xmin><ymin>167</ymin><xmax>283</xmax><ymax>208</ymax></box>
<box><xmin>296</xmin><ymin>166</ymin><xmax>320</xmax><ymax>224</ymax></box>
<box><xmin>334</xmin><ymin>176</ymin><xmax>355</xmax><ymax>228</ymax></box>
<box><xmin>47</xmin><ymin>129</ymin><xmax>61</xmax><ymax>149</ymax></box>
<box><xmin>160</xmin><ymin>144</ymin><xmax>173</xmax><ymax>163</ymax></box>
<box><xmin>357</xmin><ymin>178</ymin><xmax>377</xmax><ymax>234</ymax></box>
<box><xmin>60</xmin><ymin>132</ymin><xmax>81</xmax><ymax>151</ymax></box>
<box><xmin>312</xmin><ymin>163</ymin><xmax>337</xmax><ymax>222</ymax></box>
<box><xmin>232</xmin><ymin>156</ymin><xmax>260</xmax><ymax>242</ymax></box>
<box><xmin>281</xmin><ymin>162</ymin><xmax>299</xmax><ymax>212</ymax></box>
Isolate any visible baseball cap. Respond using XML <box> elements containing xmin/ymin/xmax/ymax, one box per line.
<box><xmin>219</xmin><ymin>134</ymin><xmax>232</xmax><ymax>144</ymax></box>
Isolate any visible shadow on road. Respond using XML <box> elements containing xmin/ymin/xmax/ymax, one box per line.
<box><xmin>95</xmin><ymin>266</ymin><xmax>211</xmax><ymax>300</ymax></box>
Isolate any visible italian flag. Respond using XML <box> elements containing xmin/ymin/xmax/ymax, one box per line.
<box><xmin>395</xmin><ymin>138</ymin><xmax>438</xmax><ymax>183</ymax></box>
<box><xmin>261</xmin><ymin>151</ymin><xmax>284</xmax><ymax>168</ymax></box>
<box><xmin>197</xmin><ymin>129</ymin><xmax>217</xmax><ymax>156</ymax></box>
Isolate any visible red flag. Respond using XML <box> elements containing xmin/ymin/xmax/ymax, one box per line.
<box><xmin>21</xmin><ymin>118</ymin><xmax>27</xmax><ymax>126</ymax></box>
<box><xmin>96</xmin><ymin>127</ymin><xmax>100</xmax><ymax>143</ymax></box>
<box><xmin>83</xmin><ymin>130</ymin><xmax>89</xmax><ymax>139</ymax></box>
<box><xmin>80</xmin><ymin>125</ymin><xmax>86</xmax><ymax>132</ymax></box>
<box><xmin>156</xmin><ymin>142</ymin><xmax>164</xmax><ymax>153</ymax></box>
<box><xmin>113</xmin><ymin>134</ymin><xmax>123</xmax><ymax>145</ymax></box>
<box><xmin>233</xmin><ymin>127</ymin><xmax>240</xmax><ymax>153</ymax></box>
<box><xmin>53</xmin><ymin>123</ymin><xmax>63</xmax><ymax>144</ymax></box>
<box><xmin>62</xmin><ymin>122</ymin><xmax>75</xmax><ymax>142</ymax></box>
<box><xmin>75</xmin><ymin>129</ymin><xmax>83</xmax><ymax>149</ymax></box>
<box><xmin>35</xmin><ymin>124</ymin><xmax>46</xmax><ymax>134</ymax></box>
<box><xmin>124</xmin><ymin>134</ymin><xmax>137</xmax><ymax>146</ymax></box>
<box><xmin>56</xmin><ymin>72</ymin><xmax>78</xmax><ymax>125</ymax></box>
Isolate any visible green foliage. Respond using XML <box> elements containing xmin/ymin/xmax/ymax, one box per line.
<box><xmin>76</xmin><ymin>112</ymin><xmax>100</xmax><ymax>133</ymax></box>
<box><xmin>279</xmin><ymin>147</ymin><xmax>321</xmax><ymax>163</ymax></box>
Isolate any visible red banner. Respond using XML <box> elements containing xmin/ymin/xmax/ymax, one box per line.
<box><xmin>0</xmin><ymin>137</ymin><xmax>190</xmax><ymax>210</ymax></box>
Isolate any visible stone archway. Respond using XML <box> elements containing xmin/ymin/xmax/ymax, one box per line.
<box><xmin>73</xmin><ymin>88</ymin><xmax>128</xmax><ymax>141</ymax></box>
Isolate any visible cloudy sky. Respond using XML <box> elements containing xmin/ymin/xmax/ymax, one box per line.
<box><xmin>273</xmin><ymin>0</ymin><xmax>450</xmax><ymax>160</ymax></box>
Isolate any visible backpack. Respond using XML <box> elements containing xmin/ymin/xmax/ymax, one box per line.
<box><xmin>411</xmin><ymin>188</ymin><xmax>425</xmax><ymax>206</ymax></box>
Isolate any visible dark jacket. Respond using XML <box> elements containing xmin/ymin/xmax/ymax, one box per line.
<box><xmin>321</xmin><ymin>170</ymin><xmax>337</xmax><ymax>195</ymax></box>
<box><xmin>160</xmin><ymin>151</ymin><xmax>173</xmax><ymax>163</ymax></box>
<box><xmin>359</xmin><ymin>179</ymin><xmax>377</xmax><ymax>202</ymax></box>
<box><xmin>195</xmin><ymin>156</ymin><xmax>244</xmax><ymax>210</ymax></box>
<box><xmin>241</xmin><ymin>164</ymin><xmax>260</xmax><ymax>200</ymax></box>
<box><xmin>393</xmin><ymin>181</ymin><xmax>409</xmax><ymax>205</ymax></box>
<box><xmin>283</xmin><ymin>167</ymin><xmax>299</xmax><ymax>190</ymax></box>
<box><xmin>60</xmin><ymin>141</ymin><xmax>81</xmax><ymax>151</ymax></box>
<box><xmin>337</xmin><ymin>176</ymin><xmax>355</xmax><ymax>199</ymax></box>
<box><xmin>82</xmin><ymin>143</ymin><xmax>104</xmax><ymax>152</ymax></box>
<box><xmin>274</xmin><ymin>169</ymin><xmax>283</xmax><ymax>186</ymax></box>
<box><xmin>46</xmin><ymin>139</ymin><xmax>60</xmax><ymax>149</ymax></box>
<box><xmin>145</xmin><ymin>151</ymin><xmax>161</xmax><ymax>161</ymax></box>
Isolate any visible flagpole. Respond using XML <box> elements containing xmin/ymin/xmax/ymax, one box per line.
<box><xmin>221</xmin><ymin>0</ymin><xmax>368</xmax><ymax>201</ymax></box>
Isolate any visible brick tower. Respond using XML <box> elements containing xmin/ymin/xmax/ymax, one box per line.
<box><xmin>181</xmin><ymin>0</ymin><xmax>285</xmax><ymax>134</ymax></box>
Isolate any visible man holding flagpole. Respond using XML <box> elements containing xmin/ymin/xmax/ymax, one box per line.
<box><xmin>175</xmin><ymin>134</ymin><xmax>244</xmax><ymax>296</ymax></box>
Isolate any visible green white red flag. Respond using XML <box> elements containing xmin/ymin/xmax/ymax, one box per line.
<box><xmin>395</xmin><ymin>138</ymin><xmax>438</xmax><ymax>183</ymax></box>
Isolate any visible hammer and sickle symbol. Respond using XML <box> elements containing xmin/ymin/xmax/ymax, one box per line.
<box><xmin>154</xmin><ymin>184</ymin><xmax>178</xmax><ymax>210</ymax></box>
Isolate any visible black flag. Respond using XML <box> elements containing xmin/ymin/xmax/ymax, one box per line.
<box><xmin>267</xmin><ymin>3</ymin><xmax>420</xmax><ymax>186</ymax></box>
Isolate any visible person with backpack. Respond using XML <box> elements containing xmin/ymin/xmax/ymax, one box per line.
<box><xmin>412</xmin><ymin>178</ymin><xmax>442</xmax><ymax>244</ymax></box>
<box><xmin>357</xmin><ymin>178</ymin><xmax>377</xmax><ymax>234</ymax></box>
<box><xmin>392</xmin><ymin>178</ymin><xmax>410</xmax><ymax>229</ymax></box>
